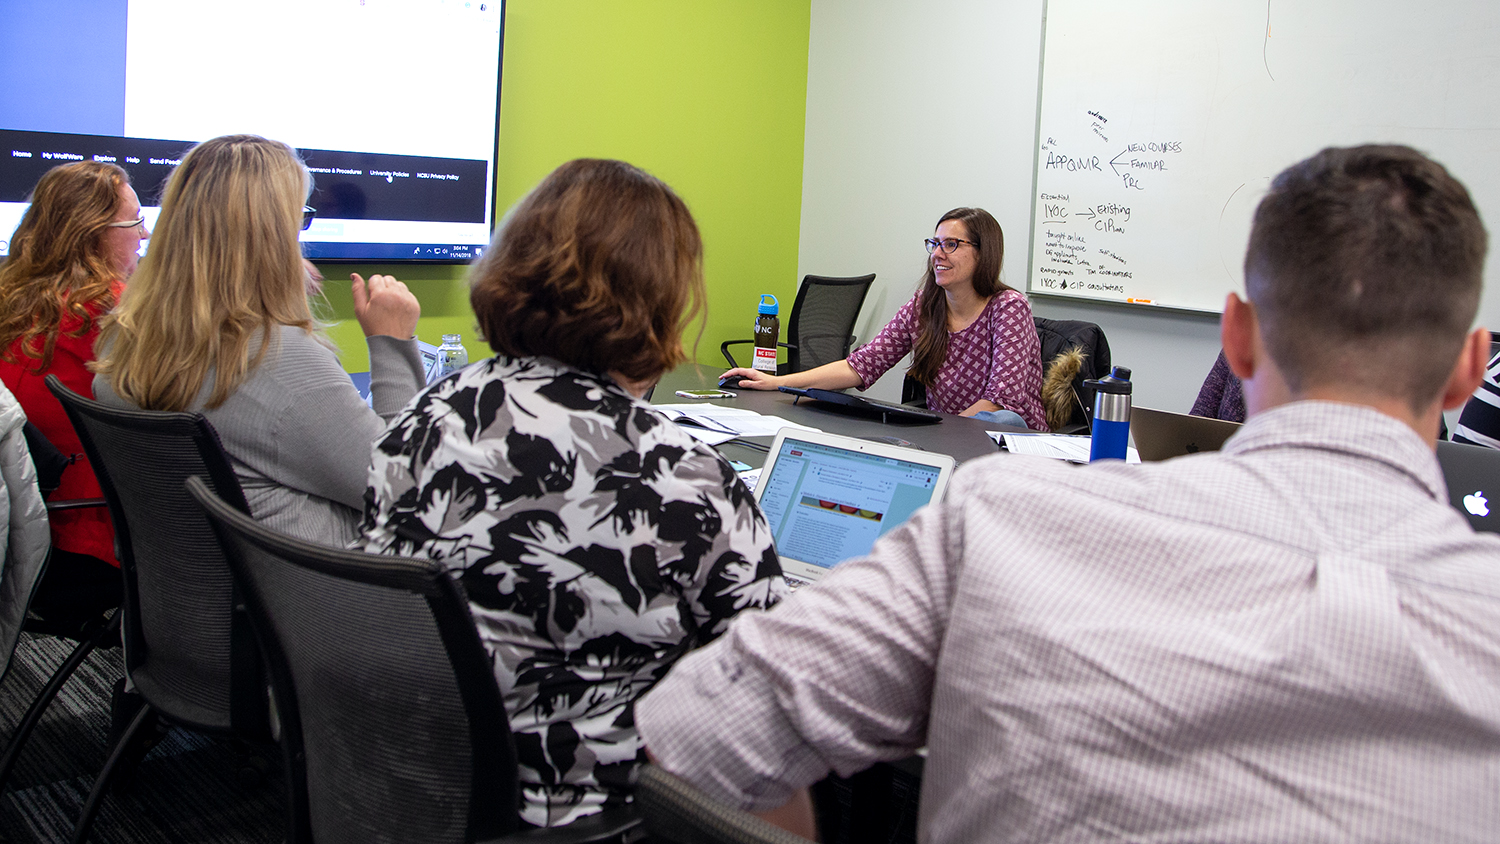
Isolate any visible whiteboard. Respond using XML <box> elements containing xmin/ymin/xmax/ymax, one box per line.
<box><xmin>1027</xmin><ymin>0</ymin><xmax>1500</xmax><ymax>314</ymax></box>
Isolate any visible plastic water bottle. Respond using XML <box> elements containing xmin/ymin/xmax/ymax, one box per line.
<box><xmin>752</xmin><ymin>294</ymin><xmax>780</xmax><ymax>374</ymax></box>
<box><xmin>436</xmin><ymin>333</ymin><xmax>468</xmax><ymax>379</ymax></box>
<box><xmin>1085</xmin><ymin>365</ymin><xmax>1132</xmax><ymax>462</ymax></box>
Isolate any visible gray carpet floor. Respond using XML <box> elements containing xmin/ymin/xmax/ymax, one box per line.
<box><xmin>0</xmin><ymin>631</ymin><xmax>285</xmax><ymax>843</ymax></box>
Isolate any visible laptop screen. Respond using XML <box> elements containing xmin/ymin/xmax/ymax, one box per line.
<box><xmin>418</xmin><ymin>340</ymin><xmax>442</xmax><ymax>383</ymax></box>
<box><xmin>755</xmin><ymin>431</ymin><xmax>954</xmax><ymax>581</ymax></box>
<box><xmin>349</xmin><ymin>339</ymin><xmax>448</xmax><ymax>403</ymax></box>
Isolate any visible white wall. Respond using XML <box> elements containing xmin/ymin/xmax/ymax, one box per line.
<box><xmin>798</xmin><ymin>0</ymin><xmax>1245</xmax><ymax>412</ymax></box>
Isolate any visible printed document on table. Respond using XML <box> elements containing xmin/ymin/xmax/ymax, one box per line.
<box><xmin>654</xmin><ymin>403</ymin><xmax>821</xmax><ymax>439</ymax></box>
<box><xmin>672</xmin><ymin>427</ymin><xmax>738</xmax><ymax>446</ymax></box>
<box><xmin>988</xmin><ymin>431</ymin><xmax>1140</xmax><ymax>463</ymax></box>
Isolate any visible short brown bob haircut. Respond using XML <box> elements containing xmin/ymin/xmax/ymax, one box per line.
<box><xmin>470</xmin><ymin>158</ymin><xmax>703</xmax><ymax>383</ymax></box>
<box><xmin>1245</xmin><ymin>144</ymin><xmax>1487</xmax><ymax>412</ymax></box>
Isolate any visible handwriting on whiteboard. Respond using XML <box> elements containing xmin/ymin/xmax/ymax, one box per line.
<box><xmin>1032</xmin><ymin>107</ymin><xmax>1191</xmax><ymax>302</ymax></box>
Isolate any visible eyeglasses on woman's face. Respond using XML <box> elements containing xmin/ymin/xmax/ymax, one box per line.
<box><xmin>104</xmin><ymin>216</ymin><xmax>147</xmax><ymax>231</ymax></box>
<box><xmin>302</xmin><ymin>206</ymin><xmax>317</xmax><ymax>231</ymax></box>
<box><xmin>924</xmin><ymin>237</ymin><xmax>978</xmax><ymax>255</ymax></box>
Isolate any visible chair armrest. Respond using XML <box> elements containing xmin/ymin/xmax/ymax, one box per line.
<box><xmin>479</xmin><ymin>805</ymin><xmax>642</xmax><ymax>844</ymax></box>
<box><xmin>721</xmin><ymin>341</ymin><xmax>797</xmax><ymax>369</ymax></box>
<box><xmin>45</xmin><ymin>498</ymin><xmax>108</xmax><ymax>512</ymax></box>
<box><xmin>721</xmin><ymin>340</ymin><xmax>752</xmax><ymax>369</ymax></box>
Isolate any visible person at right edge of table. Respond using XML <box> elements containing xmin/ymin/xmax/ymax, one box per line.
<box><xmin>1190</xmin><ymin>349</ymin><xmax>1246</xmax><ymax>422</ymax></box>
<box><xmin>720</xmin><ymin>207</ymin><xmax>1048</xmax><ymax>431</ymax></box>
<box><xmin>638</xmin><ymin>144</ymin><xmax>1500</xmax><ymax>842</ymax></box>
<box><xmin>1451</xmin><ymin>348</ymin><xmax>1500</xmax><ymax>447</ymax></box>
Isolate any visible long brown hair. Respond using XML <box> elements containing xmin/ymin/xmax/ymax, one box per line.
<box><xmin>0</xmin><ymin>161</ymin><xmax>131</xmax><ymax>371</ymax></box>
<box><xmin>470</xmin><ymin>158</ymin><xmax>704</xmax><ymax>382</ymax></box>
<box><xmin>908</xmin><ymin>207</ymin><xmax>1007</xmax><ymax>386</ymax></box>
<box><xmin>95</xmin><ymin>135</ymin><xmax>314</xmax><ymax>410</ymax></box>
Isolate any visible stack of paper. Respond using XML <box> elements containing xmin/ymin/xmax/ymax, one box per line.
<box><xmin>654</xmin><ymin>403</ymin><xmax>821</xmax><ymax>445</ymax></box>
<box><xmin>987</xmin><ymin>431</ymin><xmax>1141</xmax><ymax>464</ymax></box>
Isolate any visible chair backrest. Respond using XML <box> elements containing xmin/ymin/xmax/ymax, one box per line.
<box><xmin>786</xmin><ymin>274</ymin><xmax>875</xmax><ymax>373</ymax></box>
<box><xmin>44</xmin><ymin>375</ymin><xmax>263</xmax><ymax>734</ymax></box>
<box><xmin>634</xmin><ymin>765</ymin><xmax>812</xmax><ymax>844</ymax></box>
<box><xmin>1034</xmin><ymin>317</ymin><xmax>1112</xmax><ymax>432</ymax></box>
<box><xmin>20</xmin><ymin>420</ymin><xmax>70</xmax><ymax>497</ymax></box>
<box><xmin>186</xmin><ymin>475</ymin><xmax>521</xmax><ymax>844</ymax></box>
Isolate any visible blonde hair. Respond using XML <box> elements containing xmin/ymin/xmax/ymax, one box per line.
<box><xmin>0</xmin><ymin>161</ymin><xmax>130</xmax><ymax>371</ymax></box>
<box><xmin>95</xmin><ymin>135</ymin><xmax>314</xmax><ymax>410</ymax></box>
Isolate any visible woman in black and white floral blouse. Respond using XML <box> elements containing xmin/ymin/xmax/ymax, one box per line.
<box><xmin>357</xmin><ymin>158</ymin><xmax>787</xmax><ymax>827</ymax></box>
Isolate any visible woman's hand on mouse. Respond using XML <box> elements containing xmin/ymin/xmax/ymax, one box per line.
<box><xmin>720</xmin><ymin>367</ymin><xmax>780</xmax><ymax>390</ymax></box>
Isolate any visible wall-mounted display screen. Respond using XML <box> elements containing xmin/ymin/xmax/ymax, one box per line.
<box><xmin>1</xmin><ymin>0</ymin><xmax>504</xmax><ymax>263</ymax></box>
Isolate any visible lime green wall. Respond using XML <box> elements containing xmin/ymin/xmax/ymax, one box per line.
<box><xmin>319</xmin><ymin>0</ymin><xmax>811</xmax><ymax>373</ymax></box>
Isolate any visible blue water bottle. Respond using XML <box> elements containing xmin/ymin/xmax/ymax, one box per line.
<box><xmin>1085</xmin><ymin>366</ymin><xmax>1132</xmax><ymax>462</ymax></box>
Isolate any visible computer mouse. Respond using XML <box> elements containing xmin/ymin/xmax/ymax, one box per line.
<box><xmin>718</xmin><ymin>374</ymin><xmax>747</xmax><ymax>388</ymax></box>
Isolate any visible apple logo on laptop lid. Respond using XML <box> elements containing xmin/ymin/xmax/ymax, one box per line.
<box><xmin>1464</xmin><ymin>490</ymin><xmax>1489</xmax><ymax>518</ymax></box>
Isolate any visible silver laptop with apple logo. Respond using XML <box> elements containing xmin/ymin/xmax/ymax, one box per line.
<box><xmin>1435</xmin><ymin>440</ymin><xmax>1500</xmax><ymax>533</ymax></box>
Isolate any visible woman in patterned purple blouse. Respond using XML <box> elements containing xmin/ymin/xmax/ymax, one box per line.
<box><xmin>721</xmin><ymin>207</ymin><xmax>1048</xmax><ymax>430</ymax></box>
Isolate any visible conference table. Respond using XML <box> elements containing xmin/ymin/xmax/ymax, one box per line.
<box><xmin>652</xmin><ymin>364</ymin><xmax>1029</xmax><ymax>467</ymax></box>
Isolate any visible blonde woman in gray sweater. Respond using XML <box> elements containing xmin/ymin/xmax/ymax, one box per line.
<box><xmin>93</xmin><ymin>134</ymin><xmax>423</xmax><ymax>545</ymax></box>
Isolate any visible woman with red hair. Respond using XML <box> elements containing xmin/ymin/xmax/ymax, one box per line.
<box><xmin>0</xmin><ymin>160</ymin><xmax>149</xmax><ymax>633</ymax></box>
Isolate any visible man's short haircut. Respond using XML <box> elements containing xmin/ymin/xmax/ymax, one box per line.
<box><xmin>470</xmin><ymin>158</ymin><xmax>703</xmax><ymax>383</ymax></box>
<box><xmin>1245</xmin><ymin>144</ymin><xmax>1487</xmax><ymax>411</ymax></box>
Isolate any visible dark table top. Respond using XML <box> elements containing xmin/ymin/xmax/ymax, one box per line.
<box><xmin>653</xmin><ymin>364</ymin><xmax>1026</xmax><ymax>466</ymax></box>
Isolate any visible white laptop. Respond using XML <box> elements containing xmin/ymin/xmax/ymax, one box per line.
<box><xmin>351</xmin><ymin>339</ymin><xmax>446</xmax><ymax>403</ymax></box>
<box><xmin>417</xmin><ymin>339</ymin><xmax>443</xmax><ymax>383</ymax></box>
<box><xmin>753</xmin><ymin>428</ymin><xmax>956</xmax><ymax>586</ymax></box>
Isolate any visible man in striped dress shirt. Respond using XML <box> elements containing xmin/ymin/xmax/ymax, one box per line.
<box><xmin>638</xmin><ymin>145</ymin><xmax>1500</xmax><ymax>843</ymax></box>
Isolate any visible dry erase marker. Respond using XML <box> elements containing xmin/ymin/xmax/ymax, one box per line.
<box><xmin>1127</xmin><ymin>297</ymin><xmax>1156</xmax><ymax>305</ymax></box>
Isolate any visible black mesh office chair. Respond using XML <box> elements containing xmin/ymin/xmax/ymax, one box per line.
<box><xmin>721</xmin><ymin>274</ymin><xmax>875</xmax><ymax>374</ymax></box>
<box><xmin>44</xmin><ymin>376</ymin><xmax>267</xmax><ymax>843</ymax></box>
<box><xmin>634</xmin><ymin>764</ymin><xmax>811</xmax><ymax>844</ymax></box>
<box><xmin>1033</xmin><ymin>317</ymin><xmax>1112</xmax><ymax>433</ymax></box>
<box><xmin>186</xmin><ymin>476</ymin><xmax>642</xmax><ymax>844</ymax></box>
